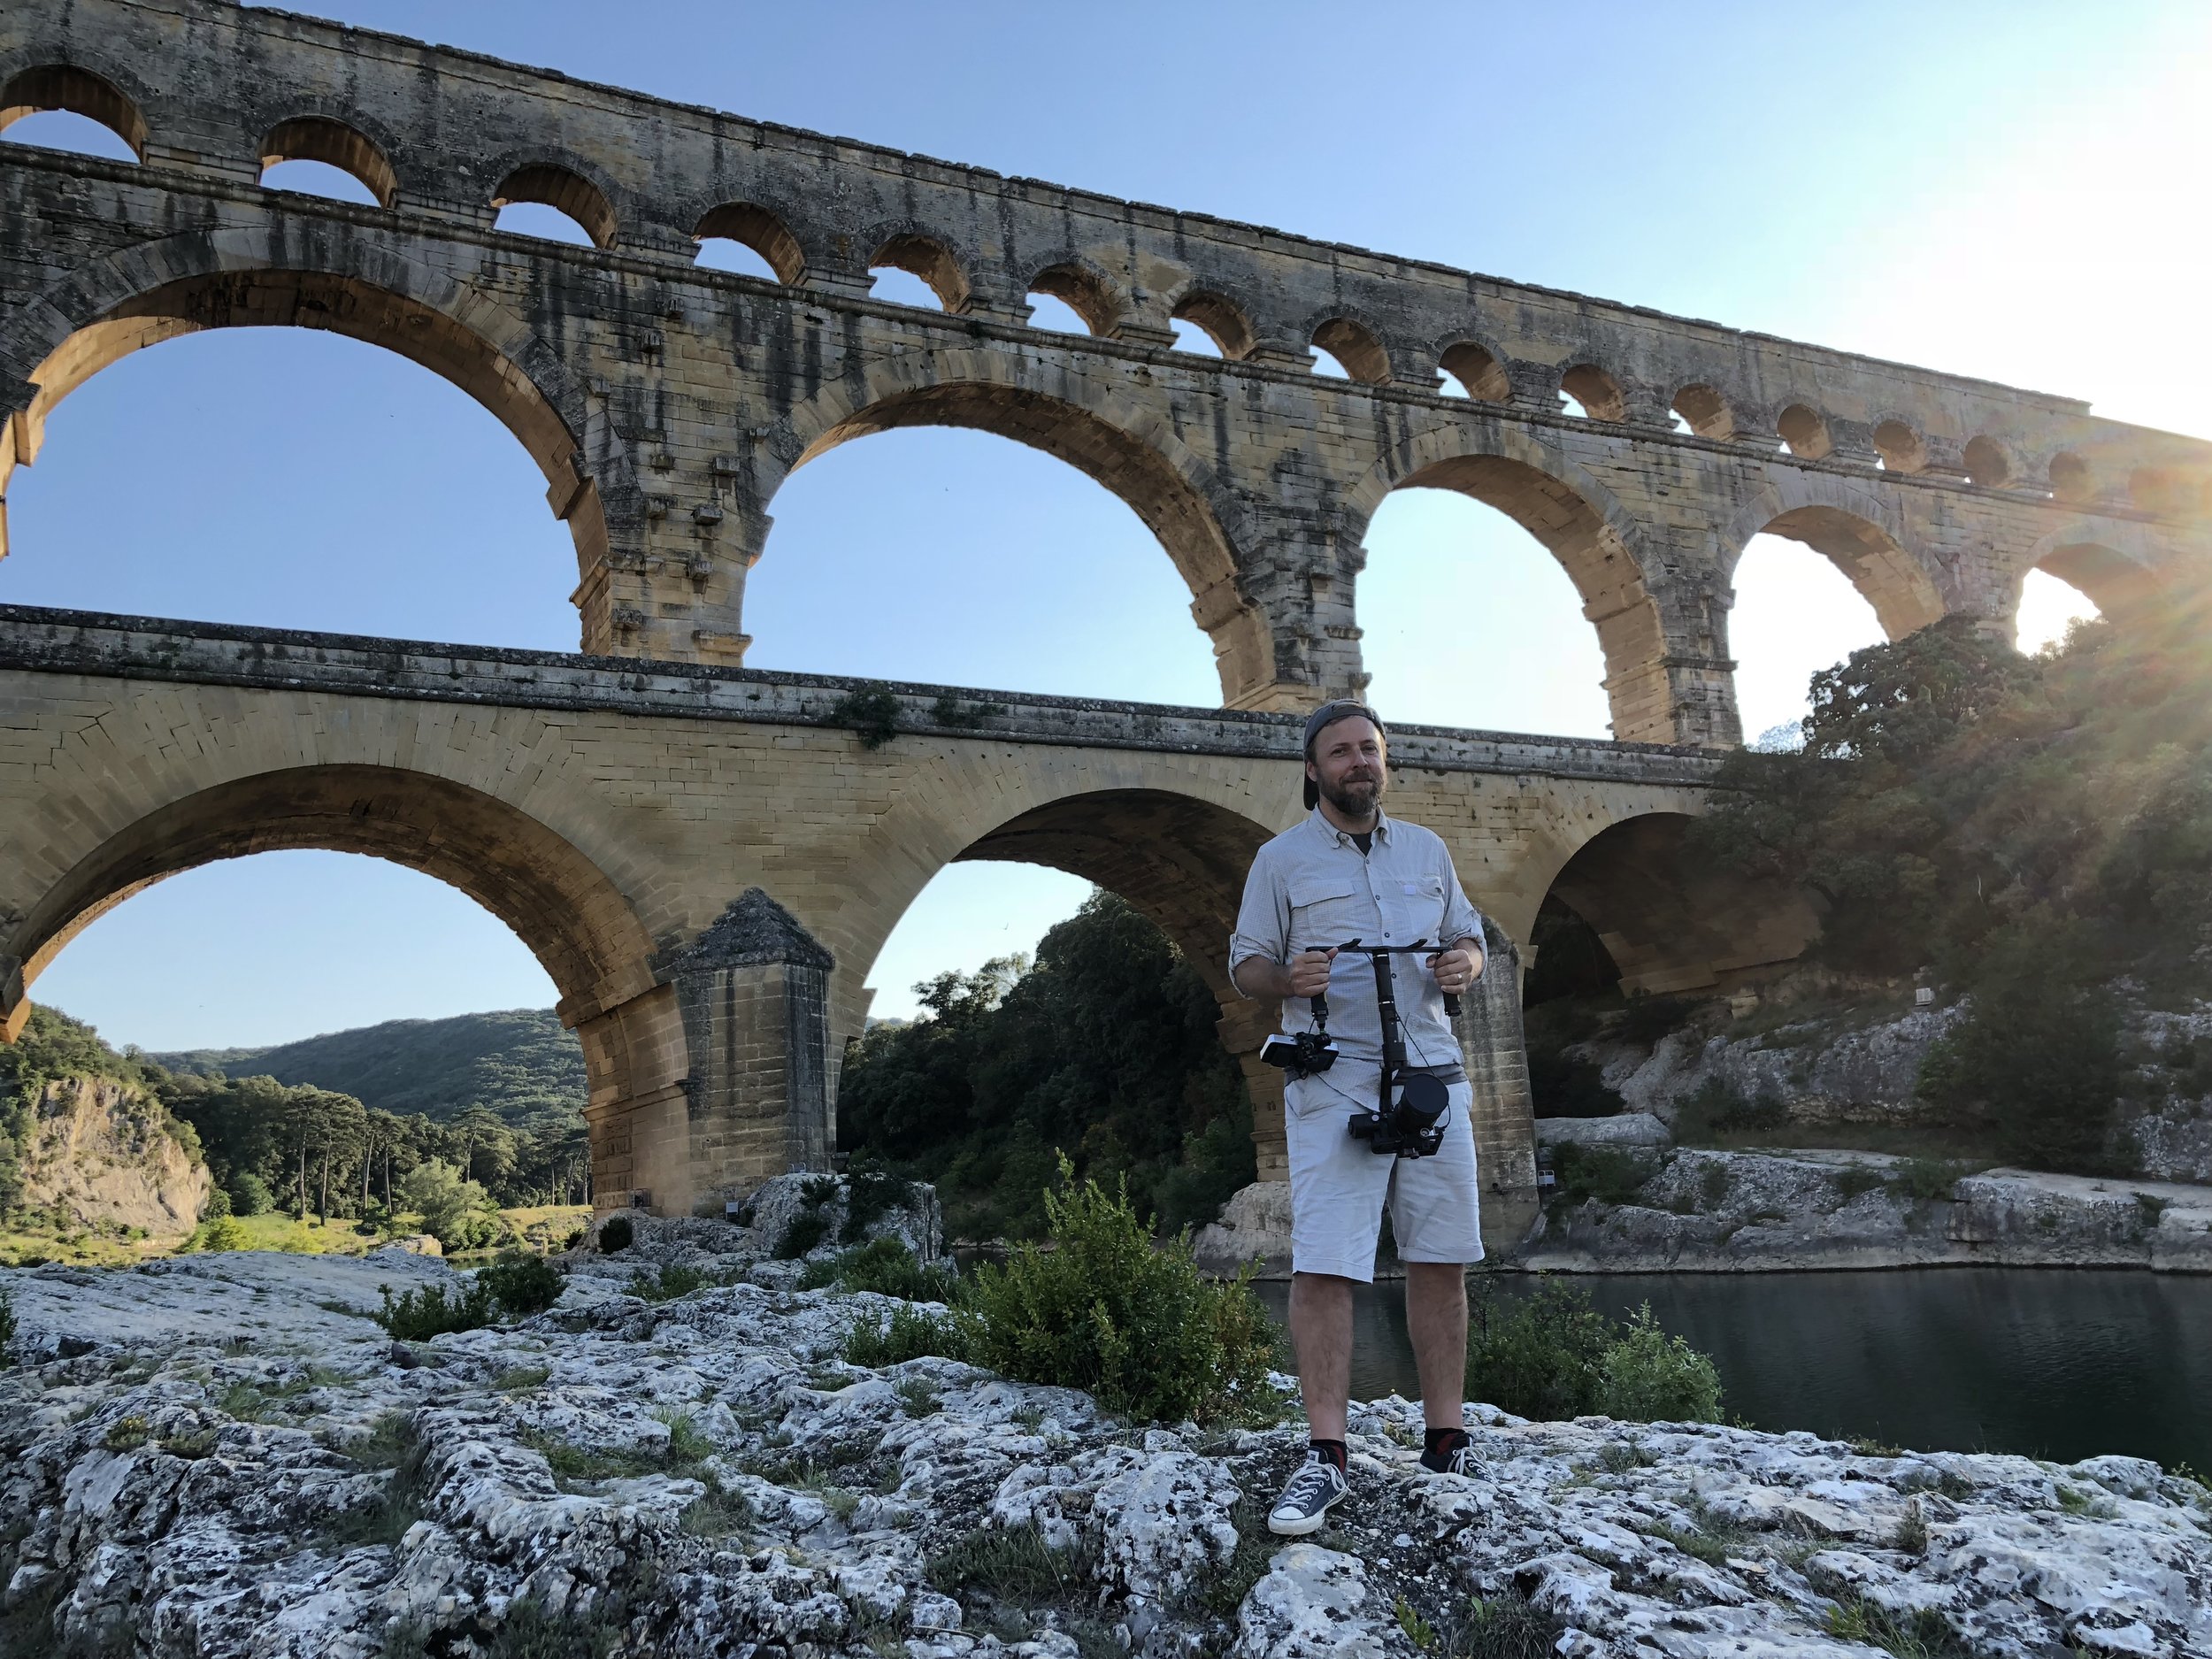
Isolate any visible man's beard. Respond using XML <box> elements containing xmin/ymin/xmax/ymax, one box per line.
<box><xmin>1322</xmin><ymin>771</ymin><xmax>1384</xmax><ymax>817</ymax></box>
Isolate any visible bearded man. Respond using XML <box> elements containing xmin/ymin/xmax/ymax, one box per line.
<box><xmin>1228</xmin><ymin>699</ymin><xmax>1488</xmax><ymax>1534</ymax></box>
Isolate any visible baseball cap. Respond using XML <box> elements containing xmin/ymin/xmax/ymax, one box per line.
<box><xmin>1302</xmin><ymin>699</ymin><xmax>1385</xmax><ymax>809</ymax></box>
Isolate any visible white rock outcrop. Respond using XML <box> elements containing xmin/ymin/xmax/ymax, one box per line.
<box><xmin>2</xmin><ymin>1241</ymin><xmax>2207</xmax><ymax>1657</ymax></box>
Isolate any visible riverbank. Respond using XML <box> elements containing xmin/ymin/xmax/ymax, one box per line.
<box><xmin>3</xmin><ymin>1241</ymin><xmax>2207</xmax><ymax>1657</ymax></box>
<box><xmin>1191</xmin><ymin>1156</ymin><xmax>2212</xmax><ymax>1279</ymax></box>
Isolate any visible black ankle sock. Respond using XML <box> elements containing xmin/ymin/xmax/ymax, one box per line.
<box><xmin>1310</xmin><ymin>1438</ymin><xmax>1347</xmax><ymax>1473</ymax></box>
<box><xmin>1424</xmin><ymin>1426</ymin><xmax>1470</xmax><ymax>1456</ymax></box>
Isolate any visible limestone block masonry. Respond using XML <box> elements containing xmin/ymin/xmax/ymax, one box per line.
<box><xmin>0</xmin><ymin>608</ymin><xmax>1799</xmax><ymax>1252</ymax></box>
<box><xmin>0</xmin><ymin>0</ymin><xmax>2207</xmax><ymax>744</ymax></box>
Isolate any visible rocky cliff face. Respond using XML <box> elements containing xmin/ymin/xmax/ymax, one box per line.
<box><xmin>12</xmin><ymin>1077</ymin><xmax>209</xmax><ymax>1240</ymax></box>
<box><xmin>1</xmin><ymin>1236</ymin><xmax>2207</xmax><ymax>1658</ymax></box>
<box><xmin>1524</xmin><ymin>1149</ymin><xmax>2212</xmax><ymax>1274</ymax></box>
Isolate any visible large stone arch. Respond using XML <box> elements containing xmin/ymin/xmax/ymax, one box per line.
<box><xmin>811</xmin><ymin>749</ymin><xmax>1290</xmax><ymax>1171</ymax></box>
<box><xmin>760</xmin><ymin>349</ymin><xmax>1276</xmax><ymax>706</ymax></box>
<box><xmin>2</xmin><ymin>760</ymin><xmax>684</xmax><ymax>1205</ymax></box>
<box><xmin>1346</xmin><ymin>422</ymin><xmax>1681</xmax><ymax>744</ymax></box>
<box><xmin>2015</xmin><ymin>517</ymin><xmax>2172</xmax><ymax>623</ymax></box>
<box><xmin>1721</xmin><ymin>472</ymin><xmax>1947</xmax><ymax>641</ymax></box>
<box><xmin>0</xmin><ymin>224</ymin><xmax>641</xmax><ymax>648</ymax></box>
<box><xmin>1521</xmin><ymin>809</ymin><xmax>1819</xmax><ymax>999</ymax></box>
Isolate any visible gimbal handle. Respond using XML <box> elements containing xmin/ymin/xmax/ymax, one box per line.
<box><xmin>1310</xmin><ymin>939</ymin><xmax>1464</xmax><ymax>1020</ymax></box>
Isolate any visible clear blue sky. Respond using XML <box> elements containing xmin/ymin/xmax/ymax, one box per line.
<box><xmin>6</xmin><ymin>1</ymin><xmax>2206</xmax><ymax>1048</ymax></box>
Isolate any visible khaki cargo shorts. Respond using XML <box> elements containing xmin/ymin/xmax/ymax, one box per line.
<box><xmin>1283</xmin><ymin>1059</ymin><xmax>1485</xmax><ymax>1281</ymax></box>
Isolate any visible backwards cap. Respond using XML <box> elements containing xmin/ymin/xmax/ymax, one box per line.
<box><xmin>1302</xmin><ymin>699</ymin><xmax>1385</xmax><ymax>810</ymax></box>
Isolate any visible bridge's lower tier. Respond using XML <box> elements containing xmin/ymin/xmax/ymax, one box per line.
<box><xmin>0</xmin><ymin>607</ymin><xmax>1819</xmax><ymax>1252</ymax></box>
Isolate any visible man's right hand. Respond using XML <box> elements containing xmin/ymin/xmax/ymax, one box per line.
<box><xmin>1287</xmin><ymin>947</ymin><xmax>1338</xmax><ymax>998</ymax></box>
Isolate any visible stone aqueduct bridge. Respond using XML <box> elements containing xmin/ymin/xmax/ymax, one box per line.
<box><xmin>1</xmin><ymin>1</ymin><xmax>2209</xmax><ymax>1242</ymax></box>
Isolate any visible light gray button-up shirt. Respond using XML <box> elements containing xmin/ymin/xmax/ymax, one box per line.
<box><xmin>1229</xmin><ymin>807</ymin><xmax>1485</xmax><ymax>1070</ymax></box>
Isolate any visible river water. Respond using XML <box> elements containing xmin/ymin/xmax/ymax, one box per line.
<box><xmin>1250</xmin><ymin>1269</ymin><xmax>2212</xmax><ymax>1474</ymax></box>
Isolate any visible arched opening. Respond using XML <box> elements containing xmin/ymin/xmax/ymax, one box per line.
<box><xmin>1963</xmin><ymin>435</ymin><xmax>2012</xmax><ymax>488</ymax></box>
<box><xmin>258</xmin><ymin>117</ymin><xmax>396</xmax><ymax>207</ymax></box>
<box><xmin>1518</xmin><ymin>812</ymin><xmax>1820</xmax><ymax>1118</ymax></box>
<box><xmin>1777</xmin><ymin>403</ymin><xmax>1832</xmax><ymax>461</ymax></box>
<box><xmin>840</xmin><ymin>787</ymin><xmax>1277</xmax><ymax>1235</ymax></box>
<box><xmin>764</xmin><ymin>374</ymin><xmax>1266</xmax><ymax>703</ymax></box>
<box><xmin>1671</xmin><ymin>384</ymin><xmax>1733</xmax><ymax>441</ymax></box>
<box><xmin>6</xmin><ymin>765</ymin><xmax>672</xmax><ymax>1232</ymax></box>
<box><xmin>2</xmin><ymin>264</ymin><xmax>608</xmax><ymax>649</ymax></box>
<box><xmin>491</xmin><ymin>163</ymin><xmax>615</xmax><ymax>249</ymax></box>
<box><xmin>2047</xmin><ymin>451</ymin><xmax>2094</xmax><ymax>503</ymax></box>
<box><xmin>870</xmin><ymin>233</ymin><xmax>967</xmax><ymax>312</ymax></box>
<box><xmin>2018</xmin><ymin>536</ymin><xmax>2161</xmax><ymax>647</ymax></box>
<box><xmin>1358</xmin><ymin>484</ymin><xmax>1613</xmax><ymax>739</ymax></box>
<box><xmin>1558</xmin><ymin>364</ymin><xmax>1626</xmax><ymax>422</ymax></box>
<box><xmin>0</xmin><ymin>65</ymin><xmax>146</xmax><ymax>160</ymax></box>
<box><xmin>1538</xmin><ymin>813</ymin><xmax>1821</xmax><ymax>1002</ymax></box>
<box><xmin>1171</xmin><ymin>292</ymin><xmax>1251</xmax><ymax>359</ymax></box>
<box><xmin>1871</xmin><ymin>420</ymin><xmax>1925</xmax><ymax>474</ymax></box>
<box><xmin>1024</xmin><ymin>264</ymin><xmax>1117</xmax><ymax>336</ymax></box>
<box><xmin>692</xmin><ymin>202</ymin><xmax>803</xmax><ymax>283</ymax></box>
<box><xmin>1727</xmin><ymin>530</ymin><xmax>1892</xmax><ymax>743</ymax></box>
<box><xmin>748</xmin><ymin>420</ymin><xmax>1225</xmax><ymax>704</ymax></box>
<box><xmin>1439</xmin><ymin>342</ymin><xmax>1510</xmax><ymax>402</ymax></box>
<box><xmin>2016</xmin><ymin>566</ymin><xmax>2101</xmax><ymax>652</ymax></box>
<box><xmin>1363</xmin><ymin>449</ymin><xmax>1667</xmax><ymax>742</ymax></box>
<box><xmin>1311</xmin><ymin>317</ymin><xmax>1390</xmax><ymax>385</ymax></box>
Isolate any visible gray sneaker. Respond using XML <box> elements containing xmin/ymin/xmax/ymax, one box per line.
<box><xmin>1267</xmin><ymin>1451</ymin><xmax>1349</xmax><ymax>1536</ymax></box>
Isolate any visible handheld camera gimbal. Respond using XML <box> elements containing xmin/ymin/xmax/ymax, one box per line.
<box><xmin>1261</xmin><ymin>938</ymin><xmax>1465</xmax><ymax>1159</ymax></box>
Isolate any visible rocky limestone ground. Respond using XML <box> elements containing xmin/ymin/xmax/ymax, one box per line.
<box><xmin>2</xmin><ymin>1222</ymin><xmax>2208</xmax><ymax>1658</ymax></box>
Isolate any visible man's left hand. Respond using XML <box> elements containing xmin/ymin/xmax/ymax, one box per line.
<box><xmin>1428</xmin><ymin>943</ymin><xmax>1483</xmax><ymax>995</ymax></box>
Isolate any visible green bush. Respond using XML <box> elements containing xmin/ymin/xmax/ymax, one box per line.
<box><xmin>845</xmin><ymin>1302</ymin><xmax>972</xmax><ymax>1367</ymax></box>
<box><xmin>227</xmin><ymin>1171</ymin><xmax>273</xmax><ymax>1217</ymax></box>
<box><xmin>799</xmin><ymin>1236</ymin><xmax>959</xmax><ymax>1302</ymax></box>
<box><xmin>1886</xmin><ymin>1157</ymin><xmax>1967</xmax><ymax>1202</ymax></box>
<box><xmin>185</xmin><ymin>1214</ymin><xmax>250</xmax><ymax>1253</ymax></box>
<box><xmin>1594</xmin><ymin>1305</ymin><xmax>1724</xmax><ymax>1422</ymax></box>
<box><xmin>597</xmin><ymin>1215</ymin><xmax>633</xmax><ymax>1253</ymax></box>
<box><xmin>960</xmin><ymin>1158</ymin><xmax>1281</xmax><ymax>1425</ymax></box>
<box><xmin>1548</xmin><ymin>1143</ymin><xmax>1655</xmax><ymax>1208</ymax></box>
<box><xmin>775</xmin><ymin>1208</ymin><xmax>830</xmax><ymax>1260</ymax></box>
<box><xmin>629</xmin><ymin>1263</ymin><xmax>717</xmax><ymax>1303</ymax></box>
<box><xmin>373</xmin><ymin>1279</ymin><xmax>495</xmax><ymax>1341</ymax></box>
<box><xmin>398</xmin><ymin>1160</ymin><xmax>502</xmax><ymax>1254</ymax></box>
<box><xmin>1468</xmin><ymin>1279</ymin><xmax>1724</xmax><ymax>1423</ymax></box>
<box><xmin>479</xmin><ymin>1252</ymin><xmax>565</xmax><ymax>1317</ymax></box>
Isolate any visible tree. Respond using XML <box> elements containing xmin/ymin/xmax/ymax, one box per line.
<box><xmin>396</xmin><ymin>1158</ymin><xmax>497</xmax><ymax>1251</ymax></box>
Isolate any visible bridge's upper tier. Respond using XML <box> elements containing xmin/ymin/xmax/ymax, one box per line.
<box><xmin>4</xmin><ymin>0</ymin><xmax>2206</xmax><ymax>500</ymax></box>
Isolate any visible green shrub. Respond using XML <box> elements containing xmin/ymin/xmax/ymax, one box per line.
<box><xmin>1440</xmin><ymin>1589</ymin><xmax>1563</xmax><ymax>1659</ymax></box>
<box><xmin>1469</xmin><ymin>1280</ymin><xmax>1723</xmax><ymax>1423</ymax></box>
<box><xmin>479</xmin><ymin>1252</ymin><xmax>565</xmax><ymax>1317</ymax></box>
<box><xmin>1548</xmin><ymin>1143</ymin><xmax>1655</xmax><ymax>1208</ymax></box>
<box><xmin>1833</xmin><ymin>1164</ymin><xmax>1886</xmax><ymax>1202</ymax></box>
<box><xmin>960</xmin><ymin>1158</ymin><xmax>1282</xmax><ymax>1425</ymax></box>
<box><xmin>597</xmin><ymin>1215</ymin><xmax>633</xmax><ymax>1253</ymax></box>
<box><xmin>1594</xmin><ymin>1305</ymin><xmax>1724</xmax><ymax>1422</ymax></box>
<box><xmin>373</xmin><ymin>1279</ymin><xmax>495</xmax><ymax>1341</ymax></box>
<box><xmin>829</xmin><ymin>683</ymin><xmax>902</xmax><ymax>749</ymax></box>
<box><xmin>397</xmin><ymin>1161</ymin><xmax>501</xmax><ymax>1254</ymax></box>
<box><xmin>840</xmin><ymin>1157</ymin><xmax>918</xmax><ymax>1244</ymax></box>
<box><xmin>775</xmin><ymin>1209</ymin><xmax>830</xmax><ymax>1260</ymax></box>
<box><xmin>184</xmin><ymin>1214</ymin><xmax>250</xmax><ymax>1253</ymax></box>
<box><xmin>845</xmin><ymin>1302</ymin><xmax>971</xmax><ymax>1367</ymax></box>
<box><xmin>227</xmin><ymin>1171</ymin><xmax>273</xmax><ymax>1217</ymax></box>
<box><xmin>799</xmin><ymin>1236</ymin><xmax>959</xmax><ymax>1302</ymax></box>
<box><xmin>629</xmin><ymin>1263</ymin><xmax>717</xmax><ymax>1303</ymax></box>
<box><xmin>1887</xmin><ymin>1157</ymin><xmax>1968</xmax><ymax>1202</ymax></box>
<box><xmin>1468</xmin><ymin>1279</ymin><xmax>1617</xmax><ymax>1420</ymax></box>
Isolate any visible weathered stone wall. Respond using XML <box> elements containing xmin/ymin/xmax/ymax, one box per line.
<box><xmin>3</xmin><ymin>0</ymin><xmax>2207</xmax><ymax>745</ymax></box>
<box><xmin>0</xmin><ymin>608</ymin><xmax>1812</xmax><ymax>1251</ymax></box>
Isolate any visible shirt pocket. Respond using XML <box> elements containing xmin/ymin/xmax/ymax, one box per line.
<box><xmin>1286</xmin><ymin>876</ymin><xmax>1363</xmax><ymax>950</ymax></box>
<box><xmin>1380</xmin><ymin>872</ymin><xmax>1450</xmax><ymax>944</ymax></box>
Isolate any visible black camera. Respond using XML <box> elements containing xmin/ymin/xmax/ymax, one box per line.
<box><xmin>1261</xmin><ymin>1029</ymin><xmax>1338</xmax><ymax>1077</ymax></box>
<box><xmin>1348</xmin><ymin>1071</ymin><xmax>1449</xmax><ymax>1158</ymax></box>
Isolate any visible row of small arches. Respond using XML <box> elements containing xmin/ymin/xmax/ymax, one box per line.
<box><xmin>0</xmin><ymin>64</ymin><xmax>2165</xmax><ymax>511</ymax></box>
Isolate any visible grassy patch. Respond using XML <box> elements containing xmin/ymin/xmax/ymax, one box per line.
<box><xmin>1824</xmin><ymin>1594</ymin><xmax>1970</xmax><ymax>1659</ymax></box>
<box><xmin>927</xmin><ymin>1524</ymin><xmax>1095</xmax><ymax>1605</ymax></box>
<box><xmin>1439</xmin><ymin>1588</ymin><xmax>1565</xmax><ymax>1659</ymax></box>
<box><xmin>324</xmin><ymin>1417</ymin><xmax>429</xmax><ymax>1548</ymax></box>
<box><xmin>493</xmin><ymin>1365</ymin><xmax>551</xmax><ymax>1394</ymax></box>
<box><xmin>1181</xmin><ymin>1494</ymin><xmax>1280</xmax><ymax>1621</ymax></box>
<box><xmin>846</xmin><ymin>1303</ymin><xmax>971</xmax><ymax>1368</ymax></box>
<box><xmin>628</xmin><ymin>1263</ymin><xmax>720</xmax><ymax>1303</ymax></box>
